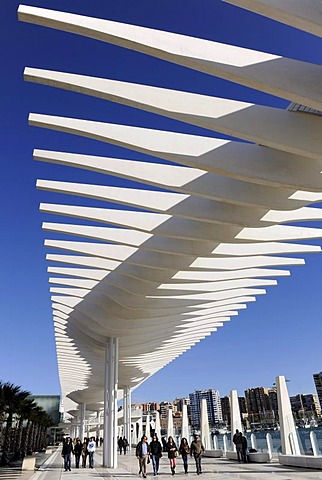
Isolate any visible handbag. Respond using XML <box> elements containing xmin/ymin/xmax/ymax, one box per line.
<box><xmin>175</xmin><ymin>451</ymin><xmax>179</xmax><ymax>458</ymax></box>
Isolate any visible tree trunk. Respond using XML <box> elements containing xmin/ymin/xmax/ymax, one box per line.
<box><xmin>0</xmin><ymin>413</ymin><xmax>13</xmax><ymax>466</ymax></box>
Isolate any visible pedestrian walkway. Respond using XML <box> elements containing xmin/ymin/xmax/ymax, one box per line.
<box><xmin>8</xmin><ymin>447</ymin><xmax>322</xmax><ymax>480</ymax></box>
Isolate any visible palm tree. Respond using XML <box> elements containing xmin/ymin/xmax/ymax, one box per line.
<box><xmin>25</xmin><ymin>406</ymin><xmax>52</xmax><ymax>454</ymax></box>
<box><xmin>24</xmin><ymin>405</ymin><xmax>43</xmax><ymax>455</ymax></box>
<box><xmin>13</xmin><ymin>397</ymin><xmax>37</xmax><ymax>459</ymax></box>
<box><xmin>0</xmin><ymin>383</ymin><xmax>31</xmax><ymax>466</ymax></box>
<box><xmin>34</xmin><ymin>410</ymin><xmax>52</xmax><ymax>452</ymax></box>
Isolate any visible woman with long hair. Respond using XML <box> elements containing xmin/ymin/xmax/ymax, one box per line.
<box><xmin>166</xmin><ymin>436</ymin><xmax>177</xmax><ymax>475</ymax></box>
<box><xmin>74</xmin><ymin>438</ymin><xmax>82</xmax><ymax>468</ymax></box>
<box><xmin>179</xmin><ymin>437</ymin><xmax>190</xmax><ymax>474</ymax></box>
<box><xmin>149</xmin><ymin>434</ymin><xmax>162</xmax><ymax>476</ymax></box>
<box><xmin>81</xmin><ymin>437</ymin><xmax>88</xmax><ymax>468</ymax></box>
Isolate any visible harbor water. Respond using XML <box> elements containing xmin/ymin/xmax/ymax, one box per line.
<box><xmin>214</xmin><ymin>427</ymin><xmax>322</xmax><ymax>454</ymax></box>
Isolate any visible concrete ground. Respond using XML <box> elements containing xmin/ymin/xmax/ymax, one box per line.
<box><xmin>3</xmin><ymin>447</ymin><xmax>322</xmax><ymax>480</ymax></box>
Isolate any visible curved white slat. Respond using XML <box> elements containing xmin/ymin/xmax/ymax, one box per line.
<box><xmin>212</xmin><ymin>242</ymin><xmax>321</xmax><ymax>256</ymax></box>
<box><xmin>22</xmin><ymin>14</ymin><xmax>322</xmax><ymax>108</ymax></box>
<box><xmin>191</xmin><ymin>256</ymin><xmax>305</xmax><ymax>270</ymax></box>
<box><xmin>28</xmin><ymin>82</ymin><xmax>322</xmax><ymax>160</ymax></box>
<box><xmin>224</xmin><ymin>0</ymin><xmax>322</xmax><ymax>37</ymax></box>
<box><xmin>48</xmin><ymin>267</ymin><xmax>109</xmax><ymax>280</ymax></box>
<box><xmin>34</xmin><ymin>143</ymin><xmax>322</xmax><ymax>193</ymax></box>
<box><xmin>37</xmin><ymin>179</ymin><xmax>272</xmax><ymax>225</ymax></box>
<box><xmin>173</xmin><ymin>268</ymin><xmax>290</xmax><ymax>281</ymax></box>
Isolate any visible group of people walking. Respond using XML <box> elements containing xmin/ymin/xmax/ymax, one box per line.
<box><xmin>61</xmin><ymin>436</ymin><xmax>96</xmax><ymax>472</ymax></box>
<box><xmin>136</xmin><ymin>434</ymin><xmax>205</xmax><ymax>477</ymax></box>
<box><xmin>62</xmin><ymin>430</ymin><xmax>247</xmax><ymax>474</ymax></box>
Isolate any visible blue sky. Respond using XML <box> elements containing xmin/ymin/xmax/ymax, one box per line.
<box><xmin>1</xmin><ymin>0</ymin><xmax>322</xmax><ymax>403</ymax></box>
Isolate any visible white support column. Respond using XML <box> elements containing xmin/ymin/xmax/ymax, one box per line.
<box><xmin>250</xmin><ymin>433</ymin><xmax>257</xmax><ymax>450</ymax></box>
<box><xmin>145</xmin><ymin>412</ymin><xmax>150</xmax><ymax>439</ymax></box>
<box><xmin>276</xmin><ymin>375</ymin><xmax>301</xmax><ymax>455</ymax></box>
<box><xmin>230</xmin><ymin>390</ymin><xmax>243</xmax><ymax>449</ymax></box>
<box><xmin>200</xmin><ymin>399</ymin><xmax>210</xmax><ymax>449</ymax></box>
<box><xmin>103</xmin><ymin>337</ymin><xmax>119</xmax><ymax>468</ymax></box>
<box><xmin>70</xmin><ymin>418</ymin><xmax>76</xmax><ymax>439</ymax></box>
<box><xmin>96</xmin><ymin>410</ymin><xmax>101</xmax><ymax>439</ymax></box>
<box><xmin>79</xmin><ymin>403</ymin><xmax>86</xmax><ymax>441</ymax></box>
<box><xmin>155</xmin><ymin>410</ymin><xmax>161</xmax><ymax>440</ymax></box>
<box><xmin>181</xmin><ymin>404</ymin><xmax>189</xmax><ymax>441</ymax></box>
<box><xmin>137</xmin><ymin>416</ymin><xmax>143</xmax><ymax>443</ymax></box>
<box><xmin>167</xmin><ymin>408</ymin><xmax>174</xmax><ymax>439</ymax></box>
<box><xmin>76</xmin><ymin>417</ymin><xmax>80</xmax><ymax>439</ymax></box>
<box><xmin>266</xmin><ymin>433</ymin><xmax>273</xmax><ymax>460</ymax></box>
<box><xmin>124</xmin><ymin>386</ymin><xmax>132</xmax><ymax>445</ymax></box>
<box><xmin>123</xmin><ymin>386</ymin><xmax>131</xmax><ymax>446</ymax></box>
<box><xmin>123</xmin><ymin>389</ymin><xmax>127</xmax><ymax>441</ymax></box>
<box><xmin>223</xmin><ymin>434</ymin><xmax>228</xmax><ymax>456</ymax></box>
<box><xmin>310</xmin><ymin>431</ymin><xmax>319</xmax><ymax>456</ymax></box>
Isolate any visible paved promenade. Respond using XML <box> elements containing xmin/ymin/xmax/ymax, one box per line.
<box><xmin>4</xmin><ymin>447</ymin><xmax>322</xmax><ymax>480</ymax></box>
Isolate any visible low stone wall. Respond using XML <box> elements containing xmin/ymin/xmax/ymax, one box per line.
<box><xmin>22</xmin><ymin>456</ymin><xmax>36</xmax><ymax>471</ymax></box>
<box><xmin>203</xmin><ymin>449</ymin><xmax>223</xmax><ymax>458</ymax></box>
<box><xmin>226</xmin><ymin>450</ymin><xmax>270</xmax><ymax>463</ymax></box>
<box><xmin>279</xmin><ymin>454</ymin><xmax>322</xmax><ymax>469</ymax></box>
<box><xmin>248</xmin><ymin>452</ymin><xmax>270</xmax><ymax>463</ymax></box>
<box><xmin>226</xmin><ymin>450</ymin><xmax>238</xmax><ymax>460</ymax></box>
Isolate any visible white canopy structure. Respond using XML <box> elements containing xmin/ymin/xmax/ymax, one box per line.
<box><xmin>18</xmin><ymin>1</ymin><xmax>322</xmax><ymax>467</ymax></box>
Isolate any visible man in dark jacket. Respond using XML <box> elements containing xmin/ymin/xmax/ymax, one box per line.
<box><xmin>190</xmin><ymin>435</ymin><xmax>205</xmax><ymax>475</ymax></box>
<box><xmin>136</xmin><ymin>435</ymin><xmax>150</xmax><ymax>478</ymax></box>
<box><xmin>241</xmin><ymin>434</ymin><xmax>248</xmax><ymax>463</ymax></box>
<box><xmin>123</xmin><ymin>437</ymin><xmax>129</xmax><ymax>454</ymax></box>
<box><xmin>61</xmin><ymin>437</ymin><xmax>74</xmax><ymax>471</ymax></box>
<box><xmin>118</xmin><ymin>437</ymin><xmax>124</xmax><ymax>454</ymax></box>
<box><xmin>232</xmin><ymin>429</ymin><xmax>243</xmax><ymax>463</ymax></box>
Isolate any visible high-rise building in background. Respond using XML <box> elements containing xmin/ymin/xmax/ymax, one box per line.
<box><xmin>290</xmin><ymin>393</ymin><xmax>321</xmax><ymax>420</ymax></box>
<box><xmin>221</xmin><ymin>396</ymin><xmax>230</xmax><ymax>425</ymax></box>
<box><xmin>313</xmin><ymin>372</ymin><xmax>322</xmax><ymax>409</ymax></box>
<box><xmin>30</xmin><ymin>395</ymin><xmax>62</xmax><ymax>425</ymax></box>
<box><xmin>30</xmin><ymin>395</ymin><xmax>63</xmax><ymax>445</ymax></box>
<box><xmin>220</xmin><ymin>396</ymin><xmax>246</xmax><ymax>427</ymax></box>
<box><xmin>244</xmin><ymin>387</ymin><xmax>276</xmax><ymax>427</ymax></box>
<box><xmin>238</xmin><ymin>396</ymin><xmax>247</xmax><ymax>416</ymax></box>
<box><xmin>268</xmin><ymin>388</ymin><xmax>279</xmax><ymax>420</ymax></box>
<box><xmin>160</xmin><ymin>401</ymin><xmax>175</xmax><ymax>418</ymax></box>
<box><xmin>305</xmin><ymin>394</ymin><xmax>321</xmax><ymax>417</ymax></box>
<box><xmin>189</xmin><ymin>389</ymin><xmax>222</xmax><ymax>428</ymax></box>
<box><xmin>142</xmin><ymin>402</ymin><xmax>160</xmax><ymax>413</ymax></box>
<box><xmin>159</xmin><ymin>401</ymin><xmax>176</xmax><ymax>429</ymax></box>
<box><xmin>173</xmin><ymin>397</ymin><xmax>190</xmax><ymax>411</ymax></box>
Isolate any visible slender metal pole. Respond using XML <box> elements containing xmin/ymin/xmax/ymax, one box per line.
<box><xmin>124</xmin><ymin>386</ymin><xmax>132</xmax><ymax>446</ymax></box>
<box><xmin>123</xmin><ymin>387</ymin><xmax>128</xmax><ymax>442</ymax></box>
<box><xmin>96</xmin><ymin>410</ymin><xmax>101</xmax><ymax>439</ymax></box>
<box><xmin>103</xmin><ymin>341</ymin><xmax>109</xmax><ymax>467</ymax></box>
<box><xmin>79</xmin><ymin>403</ymin><xmax>86</xmax><ymax>441</ymax></box>
<box><xmin>112</xmin><ymin>338</ymin><xmax>119</xmax><ymax>467</ymax></box>
<box><xmin>103</xmin><ymin>337</ymin><xmax>119</xmax><ymax>468</ymax></box>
